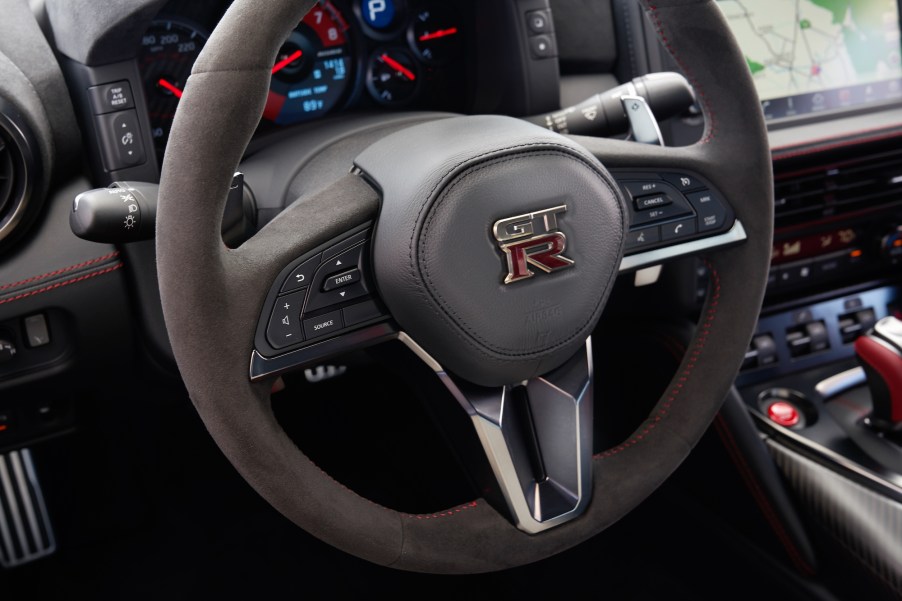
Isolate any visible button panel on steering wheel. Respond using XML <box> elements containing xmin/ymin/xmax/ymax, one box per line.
<box><xmin>254</xmin><ymin>223</ymin><xmax>390</xmax><ymax>358</ymax></box>
<box><xmin>615</xmin><ymin>170</ymin><xmax>735</xmax><ymax>255</ymax></box>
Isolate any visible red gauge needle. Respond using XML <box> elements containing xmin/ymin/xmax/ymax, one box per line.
<box><xmin>381</xmin><ymin>54</ymin><xmax>416</xmax><ymax>81</ymax></box>
<box><xmin>418</xmin><ymin>27</ymin><xmax>458</xmax><ymax>42</ymax></box>
<box><xmin>272</xmin><ymin>50</ymin><xmax>303</xmax><ymax>74</ymax></box>
<box><xmin>157</xmin><ymin>78</ymin><xmax>183</xmax><ymax>99</ymax></box>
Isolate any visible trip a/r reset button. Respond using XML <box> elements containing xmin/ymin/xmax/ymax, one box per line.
<box><xmin>303</xmin><ymin>310</ymin><xmax>343</xmax><ymax>340</ymax></box>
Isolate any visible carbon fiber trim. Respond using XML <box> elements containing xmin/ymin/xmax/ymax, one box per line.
<box><xmin>767</xmin><ymin>440</ymin><xmax>902</xmax><ymax>594</ymax></box>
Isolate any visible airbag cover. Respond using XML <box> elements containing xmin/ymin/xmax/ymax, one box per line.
<box><xmin>356</xmin><ymin>116</ymin><xmax>626</xmax><ymax>386</ymax></box>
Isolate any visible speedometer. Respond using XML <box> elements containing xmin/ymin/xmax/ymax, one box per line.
<box><xmin>264</xmin><ymin>1</ymin><xmax>353</xmax><ymax>125</ymax></box>
<box><xmin>138</xmin><ymin>20</ymin><xmax>209</xmax><ymax>159</ymax></box>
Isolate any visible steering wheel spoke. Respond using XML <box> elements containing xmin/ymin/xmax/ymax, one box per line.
<box><xmin>400</xmin><ymin>334</ymin><xmax>594</xmax><ymax>534</ymax></box>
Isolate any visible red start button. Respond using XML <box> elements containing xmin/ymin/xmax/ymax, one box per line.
<box><xmin>767</xmin><ymin>401</ymin><xmax>801</xmax><ymax>427</ymax></box>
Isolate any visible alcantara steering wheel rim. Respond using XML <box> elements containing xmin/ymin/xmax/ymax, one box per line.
<box><xmin>156</xmin><ymin>0</ymin><xmax>773</xmax><ymax>573</ymax></box>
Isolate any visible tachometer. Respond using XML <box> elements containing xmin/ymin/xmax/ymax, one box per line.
<box><xmin>138</xmin><ymin>20</ymin><xmax>209</xmax><ymax>159</ymax></box>
<box><xmin>264</xmin><ymin>2</ymin><xmax>353</xmax><ymax>125</ymax></box>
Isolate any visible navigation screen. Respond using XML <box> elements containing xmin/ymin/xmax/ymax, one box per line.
<box><xmin>718</xmin><ymin>0</ymin><xmax>902</xmax><ymax>120</ymax></box>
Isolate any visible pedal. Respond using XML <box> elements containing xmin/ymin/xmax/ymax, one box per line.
<box><xmin>0</xmin><ymin>448</ymin><xmax>55</xmax><ymax>567</ymax></box>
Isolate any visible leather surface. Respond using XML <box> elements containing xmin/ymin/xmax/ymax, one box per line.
<box><xmin>357</xmin><ymin>116</ymin><xmax>626</xmax><ymax>386</ymax></box>
<box><xmin>155</xmin><ymin>0</ymin><xmax>774</xmax><ymax>573</ymax></box>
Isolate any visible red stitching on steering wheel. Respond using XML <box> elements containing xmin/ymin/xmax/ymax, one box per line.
<box><xmin>405</xmin><ymin>500</ymin><xmax>479</xmax><ymax>520</ymax></box>
<box><xmin>647</xmin><ymin>5</ymin><xmax>718</xmax><ymax>145</ymax></box>
<box><xmin>595</xmin><ymin>261</ymin><xmax>721</xmax><ymax>458</ymax></box>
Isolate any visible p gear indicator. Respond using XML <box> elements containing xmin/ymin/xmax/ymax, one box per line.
<box><xmin>362</xmin><ymin>0</ymin><xmax>396</xmax><ymax>30</ymax></box>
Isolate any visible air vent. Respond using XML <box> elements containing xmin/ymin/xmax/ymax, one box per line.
<box><xmin>774</xmin><ymin>148</ymin><xmax>902</xmax><ymax>227</ymax></box>
<box><xmin>0</xmin><ymin>133</ymin><xmax>12</xmax><ymax>216</ymax></box>
<box><xmin>0</xmin><ymin>98</ymin><xmax>38</xmax><ymax>248</ymax></box>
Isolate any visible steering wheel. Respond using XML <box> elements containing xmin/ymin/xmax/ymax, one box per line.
<box><xmin>156</xmin><ymin>0</ymin><xmax>773</xmax><ymax>573</ymax></box>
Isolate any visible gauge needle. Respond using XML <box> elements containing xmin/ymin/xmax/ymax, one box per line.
<box><xmin>381</xmin><ymin>54</ymin><xmax>416</xmax><ymax>81</ymax></box>
<box><xmin>157</xmin><ymin>78</ymin><xmax>183</xmax><ymax>99</ymax></box>
<box><xmin>419</xmin><ymin>27</ymin><xmax>458</xmax><ymax>42</ymax></box>
<box><xmin>272</xmin><ymin>50</ymin><xmax>303</xmax><ymax>74</ymax></box>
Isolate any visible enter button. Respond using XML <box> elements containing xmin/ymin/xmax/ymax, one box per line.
<box><xmin>322</xmin><ymin>268</ymin><xmax>361</xmax><ymax>292</ymax></box>
<box><xmin>303</xmin><ymin>310</ymin><xmax>344</xmax><ymax>340</ymax></box>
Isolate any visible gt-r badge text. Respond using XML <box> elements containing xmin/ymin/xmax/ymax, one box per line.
<box><xmin>493</xmin><ymin>205</ymin><xmax>575</xmax><ymax>284</ymax></box>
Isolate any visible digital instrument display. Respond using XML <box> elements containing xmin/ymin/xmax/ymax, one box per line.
<box><xmin>264</xmin><ymin>1</ymin><xmax>353</xmax><ymax>125</ymax></box>
<box><xmin>718</xmin><ymin>0</ymin><xmax>902</xmax><ymax>120</ymax></box>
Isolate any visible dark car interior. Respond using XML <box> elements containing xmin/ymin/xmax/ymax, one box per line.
<box><xmin>1</xmin><ymin>0</ymin><xmax>902</xmax><ymax>598</ymax></box>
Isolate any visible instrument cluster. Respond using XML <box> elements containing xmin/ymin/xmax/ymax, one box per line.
<box><xmin>138</xmin><ymin>0</ymin><xmax>471</xmax><ymax>159</ymax></box>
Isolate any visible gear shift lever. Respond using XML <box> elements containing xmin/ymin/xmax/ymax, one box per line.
<box><xmin>855</xmin><ymin>316</ymin><xmax>902</xmax><ymax>433</ymax></box>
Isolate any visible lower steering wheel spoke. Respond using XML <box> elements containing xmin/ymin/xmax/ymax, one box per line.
<box><xmin>400</xmin><ymin>333</ymin><xmax>594</xmax><ymax>534</ymax></box>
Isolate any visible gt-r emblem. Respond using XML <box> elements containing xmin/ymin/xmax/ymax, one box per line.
<box><xmin>493</xmin><ymin>205</ymin><xmax>575</xmax><ymax>285</ymax></box>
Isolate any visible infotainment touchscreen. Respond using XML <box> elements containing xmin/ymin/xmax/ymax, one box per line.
<box><xmin>718</xmin><ymin>0</ymin><xmax>902</xmax><ymax>121</ymax></box>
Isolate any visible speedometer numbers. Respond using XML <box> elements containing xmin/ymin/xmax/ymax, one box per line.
<box><xmin>263</xmin><ymin>2</ymin><xmax>353</xmax><ymax>125</ymax></box>
<box><xmin>138</xmin><ymin>20</ymin><xmax>208</xmax><ymax>158</ymax></box>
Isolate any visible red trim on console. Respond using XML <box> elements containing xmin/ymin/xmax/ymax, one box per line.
<box><xmin>0</xmin><ymin>251</ymin><xmax>120</xmax><ymax>291</ymax></box>
<box><xmin>855</xmin><ymin>336</ymin><xmax>902</xmax><ymax>423</ymax></box>
<box><xmin>0</xmin><ymin>263</ymin><xmax>123</xmax><ymax>306</ymax></box>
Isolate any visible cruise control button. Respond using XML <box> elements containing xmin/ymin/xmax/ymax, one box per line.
<box><xmin>661</xmin><ymin>173</ymin><xmax>706</xmax><ymax>192</ymax></box>
<box><xmin>303</xmin><ymin>310</ymin><xmax>343</xmax><ymax>340</ymax></box>
<box><xmin>631</xmin><ymin>202</ymin><xmax>693</xmax><ymax>227</ymax></box>
<box><xmin>281</xmin><ymin>255</ymin><xmax>321</xmax><ymax>294</ymax></box>
<box><xmin>624</xmin><ymin>227</ymin><xmax>660</xmax><ymax>250</ymax></box>
<box><xmin>686</xmin><ymin>190</ymin><xmax>728</xmax><ymax>232</ymax></box>
<box><xmin>623</xmin><ymin>180</ymin><xmax>667</xmax><ymax>198</ymax></box>
<box><xmin>634</xmin><ymin>194</ymin><xmax>672</xmax><ymax>211</ymax></box>
<box><xmin>266</xmin><ymin>290</ymin><xmax>306</xmax><ymax>349</ymax></box>
<box><xmin>661</xmin><ymin>218</ymin><xmax>696</xmax><ymax>241</ymax></box>
<box><xmin>323</xmin><ymin>268</ymin><xmax>360</xmax><ymax>292</ymax></box>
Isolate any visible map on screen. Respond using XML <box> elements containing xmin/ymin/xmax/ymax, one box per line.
<box><xmin>718</xmin><ymin>0</ymin><xmax>902</xmax><ymax>119</ymax></box>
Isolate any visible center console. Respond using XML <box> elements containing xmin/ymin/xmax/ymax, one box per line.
<box><xmin>702</xmin><ymin>0</ymin><xmax>902</xmax><ymax>591</ymax></box>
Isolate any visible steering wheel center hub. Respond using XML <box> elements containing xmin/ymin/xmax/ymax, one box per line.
<box><xmin>358</xmin><ymin>116</ymin><xmax>627</xmax><ymax>386</ymax></box>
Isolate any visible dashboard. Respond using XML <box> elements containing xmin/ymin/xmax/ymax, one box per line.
<box><xmin>0</xmin><ymin>0</ymin><xmax>902</xmax><ymax>594</ymax></box>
